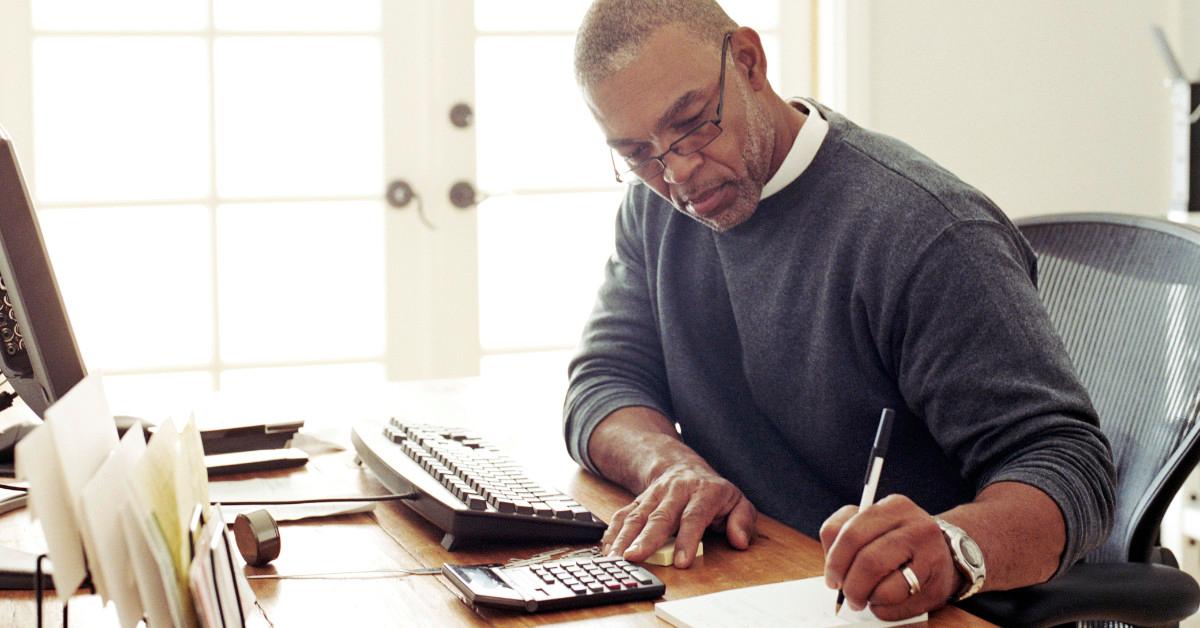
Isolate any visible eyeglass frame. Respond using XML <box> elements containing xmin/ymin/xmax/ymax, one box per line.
<box><xmin>609</xmin><ymin>31</ymin><xmax>734</xmax><ymax>185</ymax></box>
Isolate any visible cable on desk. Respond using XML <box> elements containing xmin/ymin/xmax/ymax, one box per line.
<box><xmin>212</xmin><ymin>492</ymin><xmax>419</xmax><ymax>507</ymax></box>
<box><xmin>246</xmin><ymin>567</ymin><xmax>442</xmax><ymax>580</ymax></box>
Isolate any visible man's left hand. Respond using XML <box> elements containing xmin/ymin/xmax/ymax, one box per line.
<box><xmin>819</xmin><ymin>494</ymin><xmax>961</xmax><ymax>620</ymax></box>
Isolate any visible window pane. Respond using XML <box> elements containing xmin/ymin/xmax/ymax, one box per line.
<box><xmin>33</xmin><ymin>0</ymin><xmax>206</xmax><ymax>31</ymax></box>
<box><xmin>38</xmin><ymin>205</ymin><xmax>214</xmax><ymax>370</ymax></box>
<box><xmin>723</xmin><ymin>1</ymin><xmax>779</xmax><ymax>30</ymax></box>
<box><xmin>217</xmin><ymin>201</ymin><xmax>385</xmax><ymax>363</ymax></box>
<box><xmin>473</xmin><ymin>1</ymin><xmax>775</xmax><ymax>32</ymax></box>
<box><xmin>102</xmin><ymin>371</ymin><xmax>214</xmax><ymax>423</ymax></box>
<box><xmin>479</xmin><ymin>350</ymin><xmax>573</xmax><ymax>434</ymax></box>
<box><xmin>475</xmin><ymin>36</ymin><xmax>616</xmax><ymax>192</ymax></box>
<box><xmin>219</xmin><ymin>362</ymin><xmax>384</xmax><ymax>396</ymax></box>
<box><xmin>477</xmin><ymin>191</ymin><xmax>622</xmax><ymax>351</ymax></box>
<box><xmin>761</xmin><ymin>33</ymin><xmax>782</xmax><ymax>95</ymax></box>
<box><xmin>33</xmin><ymin>37</ymin><xmax>209</xmax><ymax>203</ymax></box>
<box><xmin>475</xmin><ymin>1</ymin><xmax>592</xmax><ymax>31</ymax></box>
<box><xmin>214</xmin><ymin>37</ymin><xmax>383</xmax><ymax>198</ymax></box>
<box><xmin>214</xmin><ymin>0</ymin><xmax>380</xmax><ymax>31</ymax></box>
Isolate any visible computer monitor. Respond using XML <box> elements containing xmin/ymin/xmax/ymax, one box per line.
<box><xmin>0</xmin><ymin>126</ymin><xmax>87</xmax><ymax>419</ymax></box>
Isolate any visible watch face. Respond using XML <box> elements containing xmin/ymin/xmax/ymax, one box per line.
<box><xmin>960</xmin><ymin>538</ymin><xmax>984</xmax><ymax>569</ymax></box>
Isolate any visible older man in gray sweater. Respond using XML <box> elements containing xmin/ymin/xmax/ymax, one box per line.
<box><xmin>563</xmin><ymin>0</ymin><xmax>1116</xmax><ymax>620</ymax></box>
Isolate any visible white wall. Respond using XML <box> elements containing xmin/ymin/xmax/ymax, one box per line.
<box><xmin>846</xmin><ymin>0</ymin><xmax>1192</xmax><ymax>220</ymax></box>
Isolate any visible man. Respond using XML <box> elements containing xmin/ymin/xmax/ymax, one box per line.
<box><xmin>562</xmin><ymin>0</ymin><xmax>1117</xmax><ymax>620</ymax></box>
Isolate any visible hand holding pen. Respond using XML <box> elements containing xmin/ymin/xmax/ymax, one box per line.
<box><xmin>834</xmin><ymin>408</ymin><xmax>894</xmax><ymax>615</ymax></box>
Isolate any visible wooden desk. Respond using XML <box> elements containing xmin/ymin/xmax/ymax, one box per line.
<box><xmin>0</xmin><ymin>378</ymin><xmax>993</xmax><ymax>626</ymax></box>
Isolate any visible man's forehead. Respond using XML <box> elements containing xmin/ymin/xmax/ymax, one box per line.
<box><xmin>583</xmin><ymin>24</ymin><xmax>720</xmax><ymax>142</ymax></box>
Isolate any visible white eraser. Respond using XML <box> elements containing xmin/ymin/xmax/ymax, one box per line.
<box><xmin>643</xmin><ymin>537</ymin><xmax>703</xmax><ymax>567</ymax></box>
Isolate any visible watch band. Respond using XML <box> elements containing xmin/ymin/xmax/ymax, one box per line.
<box><xmin>934</xmin><ymin>517</ymin><xmax>986</xmax><ymax>601</ymax></box>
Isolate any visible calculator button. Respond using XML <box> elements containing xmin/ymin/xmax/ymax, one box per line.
<box><xmin>587</xmin><ymin>582</ymin><xmax>605</xmax><ymax>593</ymax></box>
<box><xmin>569</xmin><ymin>584</ymin><xmax>587</xmax><ymax>595</ymax></box>
<box><xmin>540</xmin><ymin>574</ymin><xmax>556</xmax><ymax>584</ymax></box>
<box><xmin>604</xmin><ymin>581</ymin><xmax>622</xmax><ymax>590</ymax></box>
<box><xmin>628</xmin><ymin>570</ymin><xmax>653</xmax><ymax>585</ymax></box>
<box><xmin>621</xmin><ymin>579</ymin><xmax>639</xmax><ymax>588</ymax></box>
<box><xmin>562</xmin><ymin>577</ymin><xmax>580</xmax><ymax>586</ymax></box>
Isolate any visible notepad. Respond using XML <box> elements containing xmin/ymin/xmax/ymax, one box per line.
<box><xmin>654</xmin><ymin>576</ymin><xmax>927</xmax><ymax>627</ymax></box>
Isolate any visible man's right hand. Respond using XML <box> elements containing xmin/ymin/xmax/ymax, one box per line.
<box><xmin>600</xmin><ymin>455</ymin><xmax>758</xmax><ymax>568</ymax></box>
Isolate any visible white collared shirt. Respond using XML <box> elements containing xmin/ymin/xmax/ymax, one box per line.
<box><xmin>760</xmin><ymin>98</ymin><xmax>829</xmax><ymax>200</ymax></box>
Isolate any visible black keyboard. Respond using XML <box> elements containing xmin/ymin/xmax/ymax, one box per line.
<box><xmin>351</xmin><ymin>419</ymin><xmax>606</xmax><ymax>550</ymax></box>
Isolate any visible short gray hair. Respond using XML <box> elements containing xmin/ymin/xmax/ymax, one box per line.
<box><xmin>574</xmin><ymin>0</ymin><xmax>738</xmax><ymax>87</ymax></box>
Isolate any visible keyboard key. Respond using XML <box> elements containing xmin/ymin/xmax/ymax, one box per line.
<box><xmin>464</xmin><ymin>495</ymin><xmax>487</xmax><ymax>510</ymax></box>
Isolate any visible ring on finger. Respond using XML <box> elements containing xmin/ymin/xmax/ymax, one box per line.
<box><xmin>900</xmin><ymin>564</ymin><xmax>921</xmax><ymax>596</ymax></box>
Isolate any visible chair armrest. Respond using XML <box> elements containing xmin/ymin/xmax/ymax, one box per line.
<box><xmin>958</xmin><ymin>563</ymin><xmax>1200</xmax><ymax>628</ymax></box>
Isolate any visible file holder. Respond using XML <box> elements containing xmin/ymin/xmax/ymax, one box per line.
<box><xmin>33</xmin><ymin>553</ymin><xmax>87</xmax><ymax>628</ymax></box>
<box><xmin>189</xmin><ymin>504</ymin><xmax>249</xmax><ymax>628</ymax></box>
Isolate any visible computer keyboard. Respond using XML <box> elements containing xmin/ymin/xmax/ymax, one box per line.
<box><xmin>351</xmin><ymin>419</ymin><xmax>607</xmax><ymax>550</ymax></box>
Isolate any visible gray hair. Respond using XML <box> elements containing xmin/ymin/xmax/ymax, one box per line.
<box><xmin>574</xmin><ymin>0</ymin><xmax>738</xmax><ymax>87</ymax></box>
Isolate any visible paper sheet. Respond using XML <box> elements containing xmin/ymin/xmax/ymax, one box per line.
<box><xmin>132</xmin><ymin>420</ymin><xmax>186</xmax><ymax>580</ymax></box>
<box><xmin>81</xmin><ymin>428</ymin><xmax>147</xmax><ymax>628</ymax></box>
<box><xmin>15</xmin><ymin>426</ymin><xmax>86</xmax><ymax>601</ymax></box>
<box><xmin>654</xmin><ymin>576</ymin><xmax>928</xmax><ymax>628</ymax></box>
<box><xmin>120</xmin><ymin>490</ymin><xmax>179</xmax><ymax>628</ymax></box>
<box><xmin>44</xmin><ymin>374</ymin><xmax>119</xmax><ymax>599</ymax></box>
<box><xmin>128</xmin><ymin>420</ymin><xmax>200</xmax><ymax>628</ymax></box>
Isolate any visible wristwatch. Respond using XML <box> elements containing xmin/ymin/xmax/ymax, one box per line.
<box><xmin>934</xmin><ymin>517</ymin><xmax>986</xmax><ymax>601</ymax></box>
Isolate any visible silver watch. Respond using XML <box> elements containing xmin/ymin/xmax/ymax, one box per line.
<box><xmin>934</xmin><ymin>518</ymin><xmax>986</xmax><ymax>601</ymax></box>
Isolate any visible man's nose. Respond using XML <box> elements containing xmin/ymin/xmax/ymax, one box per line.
<box><xmin>661</xmin><ymin>151</ymin><xmax>703</xmax><ymax>185</ymax></box>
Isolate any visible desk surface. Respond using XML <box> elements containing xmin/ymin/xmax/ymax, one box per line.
<box><xmin>0</xmin><ymin>377</ymin><xmax>994</xmax><ymax>626</ymax></box>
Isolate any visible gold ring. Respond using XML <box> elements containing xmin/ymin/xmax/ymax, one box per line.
<box><xmin>900</xmin><ymin>564</ymin><xmax>921</xmax><ymax>596</ymax></box>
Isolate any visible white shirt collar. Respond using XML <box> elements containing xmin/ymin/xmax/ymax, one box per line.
<box><xmin>759</xmin><ymin>98</ymin><xmax>829</xmax><ymax>200</ymax></box>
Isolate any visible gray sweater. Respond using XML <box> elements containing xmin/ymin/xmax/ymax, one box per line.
<box><xmin>564</xmin><ymin>106</ymin><xmax>1116</xmax><ymax>574</ymax></box>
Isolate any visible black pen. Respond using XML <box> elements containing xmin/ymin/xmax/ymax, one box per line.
<box><xmin>835</xmin><ymin>408</ymin><xmax>895</xmax><ymax>615</ymax></box>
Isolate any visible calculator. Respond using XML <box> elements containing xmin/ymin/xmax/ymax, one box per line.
<box><xmin>441</xmin><ymin>555</ymin><xmax>666</xmax><ymax>613</ymax></box>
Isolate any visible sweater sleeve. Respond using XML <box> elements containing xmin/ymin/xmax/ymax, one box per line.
<box><xmin>563</xmin><ymin>194</ymin><xmax>673</xmax><ymax>475</ymax></box>
<box><xmin>891</xmin><ymin>220</ymin><xmax>1116</xmax><ymax>576</ymax></box>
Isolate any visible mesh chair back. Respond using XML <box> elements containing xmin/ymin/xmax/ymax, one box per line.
<box><xmin>1018</xmin><ymin>214</ymin><xmax>1200</xmax><ymax>564</ymax></box>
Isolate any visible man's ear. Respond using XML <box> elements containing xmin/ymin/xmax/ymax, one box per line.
<box><xmin>731</xmin><ymin>26</ymin><xmax>768</xmax><ymax>91</ymax></box>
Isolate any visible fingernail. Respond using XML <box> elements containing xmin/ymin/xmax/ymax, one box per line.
<box><xmin>627</xmin><ymin>543</ymin><xmax>641</xmax><ymax>555</ymax></box>
<box><xmin>674</xmin><ymin>549</ymin><xmax>687</xmax><ymax>565</ymax></box>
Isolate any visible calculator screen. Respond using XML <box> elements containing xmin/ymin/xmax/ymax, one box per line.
<box><xmin>455</xmin><ymin>566</ymin><xmax>512</xmax><ymax>593</ymax></box>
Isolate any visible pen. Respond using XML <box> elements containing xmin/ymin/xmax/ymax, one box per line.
<box><xmin>835</xmin><ymin>408</ymin><xmax>895</xmax><ymax>616</ymax></box>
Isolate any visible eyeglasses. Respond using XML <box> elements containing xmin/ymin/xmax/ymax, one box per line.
<box><xmin>610</xmin><ymin>32</ymin><xmax>732</xmax><ymax>184</ymax></box>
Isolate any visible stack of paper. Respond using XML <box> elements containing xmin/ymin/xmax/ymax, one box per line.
<box><xmin>654</xmin><ymin>576</ymin><xmax>927</xmax><ymax>628</ymax></box>
<box><xmin>15</xmin><ymin>374</ymin><xmax>257</xmax><ymax>627</ymax></box>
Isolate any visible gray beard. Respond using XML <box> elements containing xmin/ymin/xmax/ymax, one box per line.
<box><xmin>692</xmin><ymin>81</ymin><xmax>773</xmax><ymax>233</ymax></box>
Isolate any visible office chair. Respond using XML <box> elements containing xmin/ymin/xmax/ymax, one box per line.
<box><xmin>959</xmin><ymin>213</ymin><xmax>1200</xmax><ymax>627</ymax></box>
